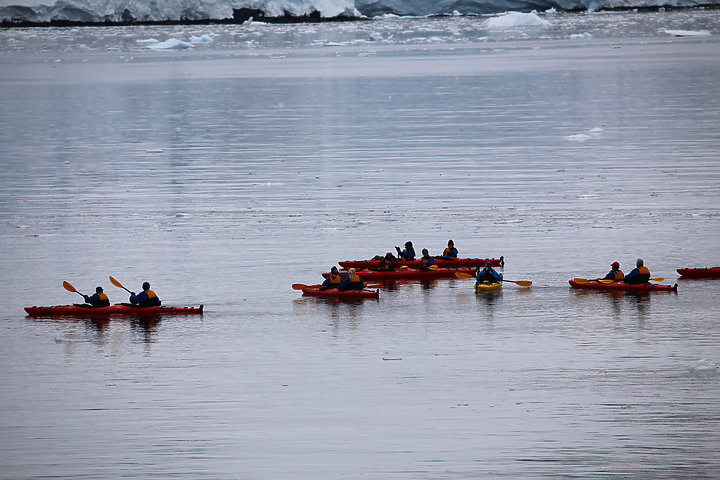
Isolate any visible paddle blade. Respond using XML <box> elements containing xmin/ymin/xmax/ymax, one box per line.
<box><xmin>512</xmin><ymin>280</ymin><xmax>532</xmax><ymax>287</ymax></box>
<box><xmin>62</xmin><ymin>281</ymin><xmax>77</xmax><ymax>293</ymax></box>
<box><xmin>292</xmin><ymin>283</ymin><xmax>309</xmax><ymax>290</ymax></box>
<box><xmin>573</xmin><ymin>278</ymin><xmax>590</xmax><ymax>284</ymax></box>
<box><xmin>651</xmin><ymin>277</ymin><xmax>664</xmax><ymax>282</ymax></box>
<box><xmin>455</xmin><ymin>272</ymin><xmax>474</xmax><ymax>279</ymax></box>
<box><xmin>429</xmin><ymin>264</ymin><xmax>438</xmax><ymax>270</ymax></box>
<box><xmin>109</xmin><ymin>275</ymin><xmax>124</xmax><ymax>289</ymax></box>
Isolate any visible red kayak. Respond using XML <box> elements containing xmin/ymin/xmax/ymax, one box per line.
<box><xmin>569</xmin><ymin>279</ymin><xmax>677</xmax><ymax>293</ymax></box>
<box><xmin>25</xmin><ymin>304</ymin><xmax>204</xmax><ymax>316</ymax></box>
<box><xmin>323</xmin><ymin>267</ymin><xmax>477</xmax><ymax>281</ymax></box>
<box><xmin>676</xmin><ymin>267</ymin><xmax>720</xmax><ymax>278</ymax></box>
<box><xmin>339</xmin><ymin>256</ymin><xmax>503</xmax><ymax>270</ymax></box>
<box><xmin>302</xmin><ymin>286</ymin><xmax>379</xmax><ymax>299</ymax></box>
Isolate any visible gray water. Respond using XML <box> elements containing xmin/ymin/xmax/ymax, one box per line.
<box><xmin>1</xmin><ymin>11</ymin><xmax>719</xmax><ymax>479</ymax></box>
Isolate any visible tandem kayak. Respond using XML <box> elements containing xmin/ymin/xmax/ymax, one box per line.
<box><xmin>568</xmin><ymin>280</ymin><xmax>677</xmax><ymax>293</ymax></box>
<box><xmin>676</xmin><ymin>267</ymin><xmax>720</xmax><ymax>278</ymax></box>
<box><xmin>475</xmin><ymin>281</ymin><xmax>503</xmax><ymax>293</ymax></box>
<box><xmin>322</xmin><ymin>267</ymin><xmax>478</xmax><ymax>281</ymax></box>
<box><xmin>338</xmin><ymin>256</ymin><xmax>503</xmax><ymax>270</ymax></box>
<box><xmin>25</xmin><ymin>304</ymin><xmax>204</xmax><ymax>316</ymax></box>
<box><xmin>301</xmin><ymin>286</ymin><xmax>379</xmax><ymax>300</ymax></box>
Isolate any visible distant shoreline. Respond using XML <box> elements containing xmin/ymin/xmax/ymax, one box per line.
<box><xmin>1</xmin><ymin>4</ymin><xmax>718</xmax><ymax>29</ymax></box>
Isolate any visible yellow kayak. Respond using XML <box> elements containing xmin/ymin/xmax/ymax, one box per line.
<box><xmin>475</xmin><ymin>281</ymin><xmax>503</xmax><ymax>293</ymax></box>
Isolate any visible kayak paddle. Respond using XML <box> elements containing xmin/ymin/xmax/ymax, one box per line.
<box><xmin>455</xmin><ymin>271</ymin><xmax>532</xmax><ymax>286</ymax></box>
<box><xmin>293</xmin><ymin>283</ymin><xmax>384</xmax><ymax>291</ymax></box>
<box><xmin>109</xmin><ymin>275</ymin><xmax>133</xmax><ymax>294</ymax></box>
<box><xmin>598</xmin><ymin>277</ymin><xmax>664</xmax><ymax>283</ymax></box>
<box><xmin>63</xmin><ymin>281</ymin><xmax>85</xmax><ymax>298</ymax></box>
<box><xmin>576</xmin><ymin>277</ymin><xmax>665</xmax><ymax>284</ymax></box>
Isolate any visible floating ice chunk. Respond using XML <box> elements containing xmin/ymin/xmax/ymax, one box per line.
<box><xmin>190</xmin><ymin>34</ymin><xmax>214</xmax><ymax>44</ymax></box>
<box><xmin>148</xmin><ymin>39</ymin><xmax>195</xmax><ymax>50</ymax></box>
<box><xmin>564</xmin><ymin>133</ymin><xmax>591</xmax><ymax>142</ymax></box>
<box><xmin>482</xmin><ymin>12</ymin><xmax>550</xmax><ymax>28</ymax></box>
<box><xmin>663</xmin><ymin>29</ymin><xmax>711</xmax><ymax>37</ymax></box>
<box><xmin>564</xmin><ymin>127</ymin><xmax>605</xmax><ymax>142</ymax></box>
<box><xmin>689</xmin><ymin>359</ymin><xmax>719</xmax><ymax>378</ymax></box>
<box><xmin>570</xmin><ymin>32</ymin><xmax>593</xmax><ymax>39</ymax></box>
<box><xmin>137</xmin><ymin>38</ymin><xmax>160</xmax><ymax>45</ymax></box>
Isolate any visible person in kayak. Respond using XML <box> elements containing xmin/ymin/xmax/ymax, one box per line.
<box><xmin>378</xmin><ymin>252</ymin><xmax>400</xmax><ymax>271</ymax></box>
<box><xmin>476</xmin><ymin>261</ymin><xmax>503</xmax><ymax>285</ymax></box>
<box><xmin>321</xmin><ymin>266</ymin><xmax>343</xmax><ymax>290</ymax></box>
<box><xmin>600</xmin><ymin>262</ymin><xmax>624</xmax><ymax>282</ymax></box>
<box><xmin>624</xmin><ymin>259</ymin><xmax>651</xmax><ymax>284</ymax></box>
<box><xmin>83</xmin><ymin>286</ymin><xmax>110</xmax><ymax>307</ymax></box>
<box><xmin>439</xmin><ymin>239</ymin><xmax>458</xmax><ymax>259</ymax></box>
<box><xmin>340</xmin><ymin>268</ymin><xmax>364</xmax><ymax>291</ymax></box>
<box><xmin>395</xmin><ymin>241</ymin><xmax>416</xmax><ymax>261</ymax></box>
<box><xmin>418</xmin><ymin>248</ymin><xmax>435</xmax><ymax>270</ymax></box>
<box><xmin>129</xmin><ymin>282</ymin><xmax>161</xmax><ymax>307</ymax></box>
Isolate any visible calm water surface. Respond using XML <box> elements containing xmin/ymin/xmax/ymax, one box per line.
<box><xmin>1</xmin><ymin>12</ymin><xmax>719</xmax><ymax>479</ymax></box>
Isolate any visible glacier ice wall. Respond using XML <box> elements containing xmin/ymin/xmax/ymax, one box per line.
<box><xmin>0</xmin><ymin>0</ymin><xmax>717</xmax><ymax>23</ymax></box>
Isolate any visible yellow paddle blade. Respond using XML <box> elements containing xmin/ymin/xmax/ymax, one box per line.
<box><xmin>429</xmin><ymin>264</ymin><xmax>439</xmax><ymax>270</ymax></box>
<box><xmin>62</xmin><ymin>281</ymin><xmax>77</xmax><ymax>293</ymax></box>
<box><xmin>573</xmin><ymin>278</ymin><xmax>591</xmax><ymax>284</ymax></box>
<box><xmin>109</xmin><ymin>275</ymin><xmax>125</xmax><ymax>289</ymax></box>
<box><xmin>651</xmin><ymin>277</ymin><xmax>664</xmax><ymax>282</ymax></box>
<box><xmin>455</xmin><ymin>272</ymin><xmax>474</xmax><ymax>279</ymax></box>
<box><xmin>510</xmin><ymin>280</ymin><xmax>532</xmax><ymax>287</ymax></box>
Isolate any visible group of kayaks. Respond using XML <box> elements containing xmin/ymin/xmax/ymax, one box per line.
<box><xmin>24</xmin><ymin>264</ymin><xmax>719</xmax><ymax>315</ymax></box>
<box><xmin>295</xmin><ymin>255</ymin><xmax>509</xmax><ymax>300</ymax></box>
<box><xmin>295</xmin><ymin>253</ymin><xmax>718</xmax><ymax>301</ymax></box>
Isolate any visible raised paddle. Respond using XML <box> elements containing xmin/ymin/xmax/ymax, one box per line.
<box><xmin>109</xmin><ymin>275</ymin><xmax>133</xmax><ymax>294</ymax></box>
<box><xmin>454</xmin><ymin>271</ymin><xmax>532</xmax><ymax>287</ymax></box>
<box><xmin>63</xmin><ymin>281</ymin><xmax>85</xmax><ymax>298</ymax></box>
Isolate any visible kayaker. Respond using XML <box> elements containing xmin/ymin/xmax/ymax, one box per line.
<box><xmin>340</xmin><ymin>268</ymin><xmax>364</xmax><ymax>291</ymax></box>
<box><xmin>83</xmin><ymin>286</ymin><xmax>110</xmax><ymax>307</ymax></box>
<box><xmin>601</xmin><ymin>262</ymin><xmax>624</xmax><ymax>282</ymax></box>
<box><xmin>321</xmin><ymin>266</ymin><xmax>343</xmax><ymax>290</ymax></box>
<box><xmin>129</xmin><ymin>282</ymin><xmax>161</xmax><ymax>307</ymax></box>
<box><xmin>378</xmin><ymin>252</ymin><xmax>400</xmax><ymax>271</ymax></box>
<box><xmin>395</xmin><ymin>241</ymin><xmax>416</xmax><ymax>261</ymax></box>
<box><xmin>624</xmin><ymin>258</ymin><xmax>651</xmax><ymax>284</ymax></box>
<box><xmin>418</xmin><ymin>249</ymin><xmax>435</xmax><ymax>270</ymax></box>
<box><xmin>476</xmin><ymin>261</ymin><xmax>503</xmax><ymax>285</ymax></box>
<box><xmin>439</xmin><ymin>239</ymin><xmax>458</xmax><ymax>259</ymax></box>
